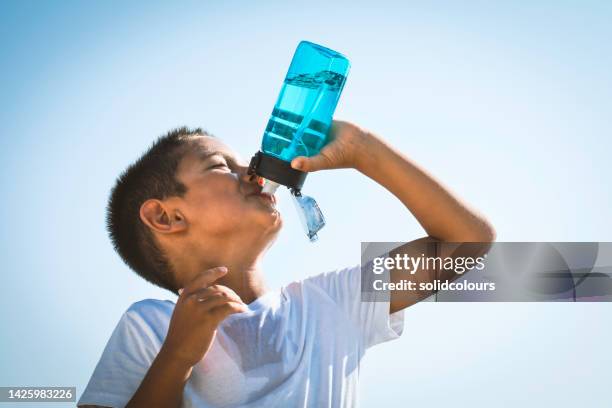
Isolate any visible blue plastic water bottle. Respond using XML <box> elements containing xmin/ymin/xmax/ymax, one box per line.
<box><xmin>248</xmin><ymin>41</ymin><xmax>350</xmax><ymax>241</ymax></box>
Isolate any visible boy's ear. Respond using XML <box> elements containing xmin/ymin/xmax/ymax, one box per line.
<box><xmin>140</xmin><ymin>199</ymin><xmax>187</xmax><ymax>234</ymax></box>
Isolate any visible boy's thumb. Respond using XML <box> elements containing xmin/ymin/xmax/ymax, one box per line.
<box><xmin>291</xmin><ymin>155</ymin><xmax>328</xmax><ymax>172</ymax></box>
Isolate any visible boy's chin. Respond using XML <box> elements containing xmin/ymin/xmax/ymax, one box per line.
<box><xmin>262</xmin><ymin>208</ymin><xmax>283</xmax><ymax>231</ymax></box>
<box><xmin>248</xmin><ymin>205</ymin><xmax>282</xmax><ymax>231</ymax></box>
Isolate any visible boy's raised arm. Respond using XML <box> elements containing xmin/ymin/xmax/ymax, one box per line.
<box><xmin>290</xmin><ymin>120</ymin><xmax>496</xmax><ymax>313</ymax></box>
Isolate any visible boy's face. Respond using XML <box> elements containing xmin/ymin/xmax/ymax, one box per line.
<box><xmin>173</xmin><ymin>136</ymin><xmax>282</xmax><ymax>240</ymax></box>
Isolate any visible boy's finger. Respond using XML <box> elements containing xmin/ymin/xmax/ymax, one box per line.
<box><xmin>197</xmin><ymin>295</ymin><xmax>247</xmax><ymax>313</ymax></box>
<box><xmin>290</xmin><ymin>156</ymin><xmax>310</xmax><ymax>171</ymax></box>
<box><xmin>291</xmin><ymin>154</ymin><xmax>332</xmax><ymax>172</ymax></box>
<box><xmin>189</xmin><ymin>285</ymin><xmax>244</xmax><ymax>305</ymax></box>
<box><xmin>209</xmin><ymin>302</ymin><xmax>249</xmax><ymax>323</ymax></box>
<box><xmin>180</xmin><ymin>267</ymin><xmax>228</xmax><ymax>296</ymax></box>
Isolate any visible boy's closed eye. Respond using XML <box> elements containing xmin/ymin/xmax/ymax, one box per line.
<box><xmin>204</xmin><ymin>153</ymin><xmax>233</xmax><ymax>171</ymax></box>
<box><xmin>208</xmin><ymin>161</ymin><xmax>228</xmax><ymax>170</ymax></box>
<box><xmin>207</xmin><ymin>154</ymin><xmax>247</xmax><ymax>174</ymax></box>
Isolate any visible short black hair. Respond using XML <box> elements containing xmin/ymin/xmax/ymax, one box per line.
<box><xmin>106</xmin><ymin>127</ymin><xmax>211</xmax><ymax>294</ymax></box>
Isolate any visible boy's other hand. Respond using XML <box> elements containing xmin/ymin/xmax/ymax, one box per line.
<box><xmin>290</xmin><ymin>120</ymin><xmax>370</xmax><ymax>172</ymax></box>
<box><xmin>161</xmin><ymin>266</ymin><xmax>248</xmax><ymax>368</ymax></box>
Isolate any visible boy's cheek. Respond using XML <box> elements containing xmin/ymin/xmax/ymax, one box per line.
<box><xmin>189</xmin><ymin>204</ymin><xmax>245</xmax><ymax>234</ymax></box>
<box><xmin>194</xmin><ymin>195</ymin><xmax>250</xmax><ymax>223</ymax></box>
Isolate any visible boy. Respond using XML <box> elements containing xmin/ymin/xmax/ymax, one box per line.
<box><xmin>78</xmin><ymin>120</ymin><xmax>495</xmax><ymax>407</ymax></box>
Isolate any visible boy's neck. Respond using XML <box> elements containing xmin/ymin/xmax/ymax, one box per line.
<box><xmin>216</xmin><ymin>263</ymin><xmax>268</xmax><ymax>305</ymax></box>
<box><xmin>174</xmin><ymin>240</ymin><xmax>270</xmax><ymax>305</ymax></box>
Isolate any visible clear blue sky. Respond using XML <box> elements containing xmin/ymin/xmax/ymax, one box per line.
<box><xmin>1</xmin><ymin>1</ymin><xmax>610</xmax><ymax>407</ymax></box>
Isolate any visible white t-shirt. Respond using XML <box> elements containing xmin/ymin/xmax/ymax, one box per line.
<box><xmin>78</xmin><ymin>263</ymin><xmax>404</xmax><ymax>407</ymax></box>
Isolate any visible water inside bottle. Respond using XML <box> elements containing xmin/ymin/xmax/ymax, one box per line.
<box><xmin>262</xmin><ymin>70</ymin><xmax>346</xmax><ymax>162</ymax></box>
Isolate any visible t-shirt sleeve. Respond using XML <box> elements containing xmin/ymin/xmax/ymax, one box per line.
<box><xmin>303</xmin><ymin>262</ymin><xmax>404</xmax><ymax>350</ymax></box>
<box><xmin>77</xmin><ymin>307</ymin><xmax>160</xmax><ymax>408</ymax></box>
